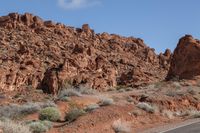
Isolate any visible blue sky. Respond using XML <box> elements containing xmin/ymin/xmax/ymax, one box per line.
<box><xmin>0</xmin><ymin>0</ymin><xmax>200</xmax><ymax>53</ymax></box>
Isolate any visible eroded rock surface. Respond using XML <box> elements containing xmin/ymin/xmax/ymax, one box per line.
<box><xmin>0</xmin><ymin>13</ymin><xmax>170</xmax><ymax>94</ymax></box>
<box><xmin>167</xmin><ymin>35</ymin><xmax>200</xmax><ymax>80</ymax></box>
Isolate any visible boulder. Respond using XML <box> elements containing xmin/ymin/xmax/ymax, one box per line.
<box><xmin>166</xmin><ymin>35</ymin><xmax>200</xmax><ymax>80</ymax></box>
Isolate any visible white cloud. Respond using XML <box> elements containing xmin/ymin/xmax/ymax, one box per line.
<box><xmin>58</xmin><ymin>0</ymin><xmax>101</xmax><ymax>10</ymax></box>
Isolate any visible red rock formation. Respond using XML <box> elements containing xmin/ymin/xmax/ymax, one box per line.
<box><xmin>167</xmin><ymin>35</ymin><xmax>200</xmax><ymax>80</ymax></box>
<box><xmin>0</xmin><ymin>13</ymin><xmax>170</xmax><ymax>94</ymax></box>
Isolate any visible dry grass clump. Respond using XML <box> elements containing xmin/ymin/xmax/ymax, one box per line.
<box><xmin>136</xmin><ymin>102</ymin><xmax>158</xmax><ymax>113</ymax></box>
<box><xmin>162</xmin><ymin>110</ymin><xmax>174</xmax><ymax>119</ymax></box>
<box><xmin>58</xmin><ymin>89</ymin><xmax>82</xmax><ymax>98</ymax></box>
<box><xmin>0</xmin><ymin>120</ymin><xmax>31</xmax><ymax>133</ymax></box>
<box><xmin>58</xmin><ymin>84</ymin><xmax>97</xmax><ymax>99</ymax></box>
<box><xmin>84</xmin><ymin>104</ymin><xmax>100</xmax><ymax>112</ymax></box>
<box><xmin>98</xmin><ymin>97</ymin><xmax>114</xmax><ymax>106</ymax></box>
<box><xmin>112</xmin><ymin>119</ymin><xmax>131</xmax><ymax>133</ymax></box>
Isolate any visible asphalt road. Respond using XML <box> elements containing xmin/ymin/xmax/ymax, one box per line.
<box><xmin>163</xmin><ymin>122</ymin><xmax>200</xmax><ymax>133</ymax></box>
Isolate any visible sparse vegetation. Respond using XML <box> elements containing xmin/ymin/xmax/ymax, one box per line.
<box><xmin>162</xmin><ymin>110</ymin><xmax>174</xmax><ymax>119</ymax></box>
<box><xmin>136</xmin><ymin>102</ymin><xmax>157</xmax><ymax>113</ymax></box>
<box><xmin>132</xmin><ymin>109</ymin><xmax>142</xmax><ymax>116</ymax></box>
<box><xmin>180</xmin><ymin>110</ymin><xmax>200</xmax><ymax>118</ymax></box>
<box><xmin>0</xmin><ymin>120</ymin><xmax>31</xmax><ymax>133</ymax></box>
<box><xmin>98</xmin><ymin>97</ymin><xmax>114</xmax><ymax>106</ymax></box>
<box><xmin>126</xmin><ymin>96</ymin><xmax>134</xmax><ymax>103</ymax></box>
<box><xmin>172</xmin><ymin>82</ymin><xmax>181</xmax><ymax>90</ymax></box>
<box><xmin>58</xmin><ymin>84</ymin><xmax>96</xmax><ymax>99</ymax></box>
<box><xmin>58</xmin><ymin>89</ymin><xmax>82</xmax><ymax>98</ymax></box>
<box><xmin>165</xmin><ymin>90</ymin><xmax>185</xmax><ymax>97</ymax></box>
<box><xmin>125</xmin><ymin>87</ymin><xmax>133</xmax><ymax>92</ymax></box>
<box><xmin>118</xmin><ymin>89</ymin><xmax>126</xmax><ymax>93</ymax></box>
<box><xmin>77</xmin><ymin>85</ymin><xmax>97</xmax><ymax>95</ymax></box>
<box><xmin>39</xmin><ymin>107</ymin><xmax>61</xmax><ymax>122</ymax></box>
<box><xmin>59</xmin><ymin>96</ymin><xmax>71</xmax><ymax>102</ymax></box>
<box><xmin>154</xmin><ymin>82</ymin><xmax>164</xmax><ymax>89</ymax></box>
<box><xmin>187</xmin><ymin>88</ymin><xmax>197</xmax><ymax>95</ymax></box>
<box><xmin>65</xmin><ymin>108</ymin><xmax>86</xmax><ymax>122</ymax></box>
<box><xmin>27</xmin><ymin>120</ymin><xmax>52</xmax><ymax>133</ymax></box>
<box><xmin>173</xmin><ymin>110</ymin><xmax>194</xmax><ymax>117</ymax></box>
<box><xmin>112</xmin><ymin>119</ymin><xmax>131</xmax><ymax>133</ymax></box>
<box><xmin>0</xmin><ymin>101</ymin><xmax>56</xmax><ymax>118</ymax></box>
<box><xmin>190</xmin><ymin>111</ymin><xmax>200</xmax><ymax>118</ymax></box>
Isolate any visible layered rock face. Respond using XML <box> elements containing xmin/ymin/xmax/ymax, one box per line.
<box><xmin>167</xmin><ymin>35</ymin><xmax>200</xmax><ymax>80</ymax></box>
<box><xmin>0</xmin><ymin>13</ymin><xmax>170</xmax><ymax>94</ymax></box>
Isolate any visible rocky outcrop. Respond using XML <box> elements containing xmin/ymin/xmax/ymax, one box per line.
<box><xmin>0</xmin><ymin>13</ymin><xmax>170</xmax><ymax>94</ymax></box>
<box><xmin>166</xmin><ymin>35</ymin><xmax>200</xmax><ymax>80</ymax></box>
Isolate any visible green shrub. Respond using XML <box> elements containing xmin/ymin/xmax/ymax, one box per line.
<box><xmin>39</xmin><ymin>107</ymin><xmax>61</xmax><ymax>122</ymax></box>
<box><xmin>65</xmin><ymin>108</ymin><xmax>86</xmax><ymax>122</ymax></box>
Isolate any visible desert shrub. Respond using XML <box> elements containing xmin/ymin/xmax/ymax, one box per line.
<box><xmin>131</xmin><ymin>109</ymin><xmax>142</xmax><ymax>116</ymax></box>
<box><xmin>125</xmin><ymin>87</ymin><xmax>133</xmax><ymax>92</ymax></box>
<box><xmin>162</xmin><ymin>110</ymin><xmax>174</xmax><ymax>119</ymax></box>
<box><xmin>107</xmin><ymin>87</ymin><xmax>116</xmax><ymax>92</ymax></box>
<box><xmin>126</xmin><ymin>96</ymin><xmax>134</xmax><ymax>103</ymax></box>
<box><xmin>187</xmin><ymin>88</ymin><xmax>197</xmax><ymax>95</ymax></box>
<box><xmin>27</xmin><ymin>121</ymin><xmax>51</xmax><ymax>133</ymax></box>
<box><xmin>98</xmin><ymin>97</ymin><xmax>114</xmax><ymax>106</ymax></box>
<box><xmin>172</xmin><ymin>82</ymin><xmax>181</xmax><ymax>90</ymax></box>
<box><xmin>136</xmin><ymin>102</ymin><xmax>157</xmax><ymax>113</ymax></box>
<box><xmin>174</xmin><ymin>111</ymin><xmax>183</xmax><ymax>117</ymax></box>
<box><xmin>78</xmin><ymin>86</ymin><xmax>97</xmax><ymax>95</ymax></box>
<box><xmin>58</xmin><ymin>86</ymin><xmax>96</xmax><ymax>99</ymax></box>
<box><xmin>189</xmin><ymin>111</ymin><xmax>200</xmax><ymax>118</ymax></box>
<box><xmin>65</xmin><ymin>108</ymin><xmax>86</xmax><ymax>122</ymax></box>
<box><xmin>165</xmin><ymin>91</ymin><xmax>185</xmax><ymax>97</ymax></box>
<box><xmin>154</xmin><ymin>82</ymin><xmax>163</xmax><ymax>88</ymax></box>
<box><xmin>84</xmin><ymin>104</ymin><xmax>100</xmax><ymax>112</ymax></box>
<box><xmin>39</xmin><ymin>107</ymin><xmax>61</xmax><ymax>122</ymax></box>
<box><xmin>58</xmin><ymin>89</ymin><xmax>81</xmax><ymax>98</ymax></box>
<box><xmin>40</xmin><ymin>120</ymin><xmax>52</xmax><ymax>129</ymax></box>
<box><xmin>178</xmin><ymin>110</ymin><xmax>200</xmax><ymax>118</ymax></box>
<box><xmin>0</xmin><ymin>120</ymin><xmax>31</xmax><ymax>133</ymax></box>
<box><xmin>145</xmin><ymin>84</ymin><xmax>155</xmax><ymax>90</ymax></box>
<box><xmin>173</xmin><ymin>110</ymin><xmax>194</xmax><ymax>117</ymax></box>
<box><xmin>118</xmin><ymin>89</ymin><xmax>126</xmax><ymax>93</ymax></box>
<box><xmin>59</xmin><ymin>96</ymin><xmax>71</xmax><ymax>102</ymax></box>
<box><xmin>0</xmin><ymin>101</ymin><xmax>56</xmax><ymax>118</ymax></box>
<box><xmin>112</xmin><ymin>119</ymin><xmax>131</xmax><ymax>133</ymax></box>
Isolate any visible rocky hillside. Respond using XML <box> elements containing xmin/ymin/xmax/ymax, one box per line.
<box><xmin>0</xmin><ymin>13</ymin><xmax>171</xmax><ymax>94</ymax></box>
